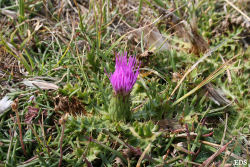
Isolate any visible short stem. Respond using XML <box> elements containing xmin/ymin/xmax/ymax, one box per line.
<box><xmin>109</xmin><ymin>93</ymin><xmax>131</xmax><ymax>122</ymax></box>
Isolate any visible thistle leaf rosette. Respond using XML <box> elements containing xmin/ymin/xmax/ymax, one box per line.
<box><xmin>106</xmin><ymin>52</ymin><xmax>140</xmax><ymax>121</ymax></box>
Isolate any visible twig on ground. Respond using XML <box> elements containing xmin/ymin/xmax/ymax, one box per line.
<box><xmin>202</xmin><ymin>139</ymin><xmax>234</xmax><ymax>167</ymax></box>
<box><xmin>221</xmin><ymin>113</ymin><xmax>228</xmax><ymax>146</ymax></box>
<box><xmin>11</xmin><ymin>98</ymin><xmax>26</xmax><ymax>156</ymax></box>
<box><xmin>136</xmin><ymin>143</ymin><xmax>151</xmax><ymax>167</ymax></box>
<box><xmin>58</xmin><ymin>114</ymin><xmax>68</xmax><ymax>167</ymax></box>
<box><xmin>224</xmin><ymin>0</ymin><xmax>250</xmax><ymax>21</ymax></box>
<box><xmin>200</xmin><ymin>140</ymin><xmax>243</xmax><ymax>160</ymax></box>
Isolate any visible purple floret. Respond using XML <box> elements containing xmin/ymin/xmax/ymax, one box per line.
<box><xmin>106</xmin><ymin>52</ymin><xmax>140</xmax><ymax>95</ymax></box>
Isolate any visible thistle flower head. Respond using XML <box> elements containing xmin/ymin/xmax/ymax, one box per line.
<box><xmin>106</xmin><ymin>52</ymin><xmax>140</xmax><ymax>96</ymax></box>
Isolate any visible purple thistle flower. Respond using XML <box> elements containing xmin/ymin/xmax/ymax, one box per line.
<box><xmin>106</xmin><ymin>52</ymin><xmax>140</xmax><ymax>96</ymax></box>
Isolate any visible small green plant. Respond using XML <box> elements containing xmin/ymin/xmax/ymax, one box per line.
<box><xmin>0</xmin><ymin>0</ymin><xmax>248</xmax><ymax>166</ymax></box>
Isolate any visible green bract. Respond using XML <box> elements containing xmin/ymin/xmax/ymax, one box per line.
<box><xmin>109</xmin><ymin>94</ymin><xmax>131</xmax><ymax>121</ymax></box>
